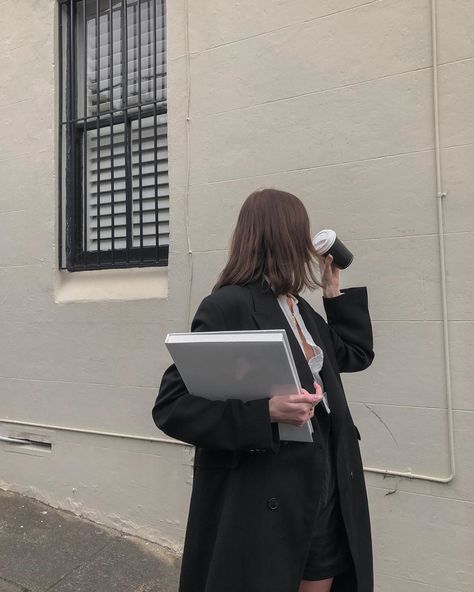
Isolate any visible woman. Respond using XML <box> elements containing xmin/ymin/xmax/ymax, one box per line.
<box><xmin>152</xmin><ymin>189</ymin><xmax>375</xmax><ymax>592</ymax></box>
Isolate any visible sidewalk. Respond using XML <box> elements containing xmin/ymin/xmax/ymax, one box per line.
<box><xmin>0</xmin><ymin>489</ymin><xmax>180</xmax><ymax>592</ymax></box>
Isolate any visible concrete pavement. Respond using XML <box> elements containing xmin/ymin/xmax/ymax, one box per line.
<box><xmin>0</xmin><ymin>489</ymin><xmax>180</xmax><ymax>592</ymax></box>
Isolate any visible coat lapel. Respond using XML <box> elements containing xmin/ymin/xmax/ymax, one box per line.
<box><xmin>245</xmin><ymin>277</ymin><xmax>327</xmax><ymax>394</ymax></box>
<box><xmin>295</xmin><ymin>296</ymin><xmax>335</xmax><ymax>384</ymax></box>
<box><xmin>290</xmin><ymin>294</ymin><xmax>351</xmax><ymax>439</ymax></box>
<box><xmin>244</xmin><ymin>277</ymin><xmax>348</xmax><ymax>442</ymax></box>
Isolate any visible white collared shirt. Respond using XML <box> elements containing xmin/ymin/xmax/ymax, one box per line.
<box><xmin>276</xmin><ymin>292</ymin><xmax>330</xmax><ymax>413</ymax></box>
<box><xmin>276</xmin><ymin>293</ymin><xmax>324</xmax><ymax>378</ymax></box>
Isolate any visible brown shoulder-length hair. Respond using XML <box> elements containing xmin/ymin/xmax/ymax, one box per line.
<box><xmin>212</xmin><ymin>189</ymin><xmax>323</xmax><ymax>297</ymax></box>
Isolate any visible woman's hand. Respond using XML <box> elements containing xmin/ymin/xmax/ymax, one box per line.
<box><xmin>269</xmin><ymin>382</ymin><xmax>323</xmax><ymax>427</ymax></box>
<box><xmin>316</xmin><ymin>253</ymin><xmax>342</xmax><ymax>298</ymax></box>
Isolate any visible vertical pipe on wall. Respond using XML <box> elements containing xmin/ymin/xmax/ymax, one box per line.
<box><xmin>364</xmin><ymin>0</ymin><xmax>455</xmax><ymax>483</ymax></box>
<box><xmin>183</xmin><ymin>0</ymin><xmax>193</xmax><ymax>330</ymax></box>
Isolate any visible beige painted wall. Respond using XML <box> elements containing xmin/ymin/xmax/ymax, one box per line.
<box><xmin>0</xmin><ymin>1</ymin><xmax>473</xmax><ymax>590</ymax></box>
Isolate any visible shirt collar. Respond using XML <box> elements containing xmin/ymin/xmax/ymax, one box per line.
<box><xmin>277</xmin><ymin>291</ymin><xmax>299</xmax><ymax>305</ymax></box>
<box><xmin>283</xmin><ymin>292</ymin><xmax>299</xmax><ymax>305</ymax></box>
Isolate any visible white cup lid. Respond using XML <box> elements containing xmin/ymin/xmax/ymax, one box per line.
<box><xmin>312</xmin><ymin>229</ymin><xmax>336</xmax><ymax>254</ymax></box>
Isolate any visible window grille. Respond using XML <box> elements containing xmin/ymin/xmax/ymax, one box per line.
<box><xmin>58</xmin><ymin>0</ymin><xmax>168</xmax><ymax>270</ymax></box>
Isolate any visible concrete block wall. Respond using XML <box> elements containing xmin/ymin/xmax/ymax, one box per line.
<box><xmin>0</xmin><ymin>1</ymin><xmax>472</xmax><ymax>590</ymax></box>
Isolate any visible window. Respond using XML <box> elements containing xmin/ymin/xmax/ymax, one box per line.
<box><xmin>58</xmin><ymin>0</ymin><xmax>168</xmax><ymax>271</ymax></box>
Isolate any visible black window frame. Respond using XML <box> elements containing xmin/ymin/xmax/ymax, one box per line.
<box><xmin>58</xmin><ymin>0</ymin><xmax>169</xmax><ymax>271</ymax></box>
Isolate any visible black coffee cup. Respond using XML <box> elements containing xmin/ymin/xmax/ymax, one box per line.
<box><xmin>312</xmin><ymin>229</ymin><xmax>353</xmax><ymax>269</ymax></box>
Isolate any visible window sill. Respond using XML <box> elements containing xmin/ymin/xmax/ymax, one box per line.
<box><xmin>54</xmin><ymin>266</ymin><xmax>168</xmax><ymax>303</ymax></box>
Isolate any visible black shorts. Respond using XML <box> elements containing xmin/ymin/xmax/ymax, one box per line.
<box><xmin>302</xmin><ymin>412</ymin><xmax>352</xmax><ymax>581</ymax></box>
<box><xmin>301</xmin><ymin>482</ymin><xmax>352</xmax><ymax>581</ymax></box>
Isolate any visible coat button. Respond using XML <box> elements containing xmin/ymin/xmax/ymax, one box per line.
<box><xmin>267</xmin><ymin>497</ymin><xmax>279</xmax><ymax>510</ymax></box>
<box><xmin>350</xmin><ymin>470</ymin><xmax>354</xmax><ymax>480</ymax></box>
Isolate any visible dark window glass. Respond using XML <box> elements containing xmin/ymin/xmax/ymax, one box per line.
<box><xmin>59</xmin><ymin>0</ymin><xmax>168</xmax><ymax>270</ymax></box>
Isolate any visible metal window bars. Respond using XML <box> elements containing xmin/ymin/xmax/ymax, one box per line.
<box><xmin>58</xmin><ymin>0</ymin><xmax>168</xmax><ymax>270</ymax></box>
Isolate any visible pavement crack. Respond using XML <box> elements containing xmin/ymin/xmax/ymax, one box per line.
<box><xmin>43</xmin><ymin>540</ymin><xmax>114</xmax><ymax>591</ymax></box>
<box><xmin>0</xmin><ymin>575</ymin><xmax>33</xmax><ymax>592</ymax></box>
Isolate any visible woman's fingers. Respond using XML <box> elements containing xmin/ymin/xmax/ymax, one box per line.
<box><xmin>316</xmin><ymin>253</ymin><xmax>325</xmax><ymax>275</ymax></box>
<box><xmin>269</xmin><ymin>390</ymin><xmax>324</xmax><ymax>424</ymax></box>
<box><xmin>291</xmin><ymin>392</ymin><xmax>321</xmax><ymax>406</ymax></box>
<box><xmin>324</xmin><ymin>254</ymin><xmax>334</xmax><ymax>282</ymax></box>
<box><xmin>320</xmin><ymin>256</ymin><xmax>336</xmax><ymax>289</ymax></box>
<box><xmin>313</xmin><ymin>382</ymin><xmax>322</xmax><ymax>396</ymax></box>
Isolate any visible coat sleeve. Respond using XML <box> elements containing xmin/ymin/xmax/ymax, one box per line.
<box><xmin>151</xmin><ymin>294</ymin><xmax>280</xmax><ymax>452</ymax></box>
<box><xmin>322</xmin><ymin>286</ymin><xmax>375</xmax><ymax>373</ymax></box>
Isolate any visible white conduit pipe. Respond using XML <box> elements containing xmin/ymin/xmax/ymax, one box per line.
<box><xmin>184</xmin><ymin>0</ymin><xmax>193</xmax><ymax>331</ymax></box>
<box><xmin>0</xmin><ymin>419</ymin><xmax>188</xmax><ymax>447</ymax></box>
<box><xmin>363</xmin><ymin>0</ymin><xmax>455</xmax><ymax>483</ymax></box>
<box><xmin>0</xmin><ymin>2</ymin><xmax>457</xmax><ymax>483</ymax></box>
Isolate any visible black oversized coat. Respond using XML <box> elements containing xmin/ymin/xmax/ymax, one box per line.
<box><xmin>152</xmin><ymin>277</ymin><xmax>375</xmax><ymax>592</ymax></box>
